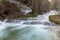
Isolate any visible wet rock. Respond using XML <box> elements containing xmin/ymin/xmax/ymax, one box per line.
<box><xmin>49</xmin><ymin>15</ymin><xmax>60</xmax><ymax>24</ymax></box>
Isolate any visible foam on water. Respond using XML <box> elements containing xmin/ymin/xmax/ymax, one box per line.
<box><xmin>0</xmin><ymin>10</ymin><xmax>59</xmax><ymax>40</ymax></box>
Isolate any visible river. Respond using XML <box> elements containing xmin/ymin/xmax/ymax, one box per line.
<box><xmin>0</xmin><ymin>10</ymin><xmax>59</xmax><ymax>40</ymax></box>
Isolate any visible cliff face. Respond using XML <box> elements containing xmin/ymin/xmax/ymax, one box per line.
<box><xmin>49</xmin><ymin>0</ymin><xmax>55</xmax><ymax>10</ymax></box>
<box><xmin>55</xmin><ymin>0</ymin><xmax>60</xmax><ymax>11</ymax></box>
<box><xmin>0</xmin><ymin>0</ymin><xmax>60</xmax><ymax>19</ymax></box>
<box><xmin>0</xmin><ymin>1</ymin><xmax>24</xmax><ymax>19</ymax></box>
<box><xmin>47</xmin><ymin>0</ymin><xmax>60</xmax><ymax>11</ymax></box>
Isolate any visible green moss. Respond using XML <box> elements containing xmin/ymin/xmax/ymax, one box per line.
<box><xmin>25</xmin><ymin>12</ymin><xmax>37</xmax><ymax>17</ymax></box>
<box><xmin>11</xmin><ymin>12</ymin><xmax>37</xmax><ymax>19</ymax></box>
<box><xmin>49</xmin><ymin>15</ymin><xmax>60</xmax><ymax>24</ymax></box>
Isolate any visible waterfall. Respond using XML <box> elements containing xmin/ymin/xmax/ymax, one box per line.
<box><xmin>0</xmin><ymin>10</ymin><xmax>59</xmax><ymax>40</ymax></box>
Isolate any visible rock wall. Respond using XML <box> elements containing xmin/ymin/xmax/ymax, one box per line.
<box><xmin>0</xmin><ymin>0</ymin><xmax>24</xmax><ymax>19</ymax></box>
<box><xmin>0</xmin><ymin>0</ymin><xmax>60</xmax><ymax>19</ymax></box>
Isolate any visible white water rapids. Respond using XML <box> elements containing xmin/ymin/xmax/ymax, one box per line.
<box><xmin>0</xmin><ymin>10</ymin><xmax>59</xmax><ymax>40</ymax></box>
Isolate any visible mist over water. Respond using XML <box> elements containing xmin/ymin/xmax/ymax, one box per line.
<box><xmin>0</xmin><ymin>10</ymin><xmax>59</xmax><ymax>40</ymax></box>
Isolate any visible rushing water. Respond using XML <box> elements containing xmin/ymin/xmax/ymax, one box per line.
<box><xmin>0</xmin><ymin>10</ymin><xmax>59</xmax><ymax>40</ymax></box>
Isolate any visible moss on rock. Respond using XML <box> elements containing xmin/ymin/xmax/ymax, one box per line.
<box><xmin>49</xmin><ymin>15</ymin><xmax>60</xmax><ymax>24</ymax></box>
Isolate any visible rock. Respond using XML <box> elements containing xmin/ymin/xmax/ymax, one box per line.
<box><xmin>49</xmin><ymin>15</ymin><xmax>60</xmax><ymax>24</ymax></box>
<box><xmin>0</xmin><ymin>0</ymin><xmax>34</xmax><ymax>19</ymax></box>
<box><xmin>0</xmin><ymin>1</ymin><xmax>24</xmax><ymax>19</ymax></box>
<box><xmin>0</xmin><ymin>2</ymin><xmax>9</xmax><ymax>18</ymax></box>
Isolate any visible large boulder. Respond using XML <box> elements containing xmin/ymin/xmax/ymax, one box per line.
<box><xmin>49</xmin><ymin>15</ymin><xmax>60</xmax><ymax>24</ymax></box>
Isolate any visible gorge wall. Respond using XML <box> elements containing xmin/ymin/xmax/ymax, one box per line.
<box><xmin>0</xmin><ymin>0</ymin><xmax>60</xmax><ymax>19</ymax></box>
